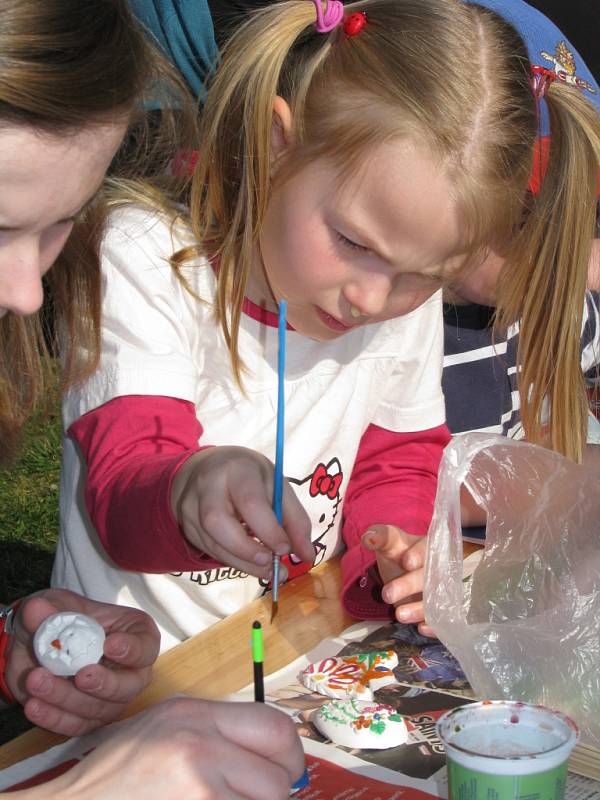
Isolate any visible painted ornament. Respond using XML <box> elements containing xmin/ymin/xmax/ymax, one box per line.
<box><xmin>314</xmin><ymin>698</ymin><xmax>409</xmax><ymax>749</ymax></box>
<box><xmin>33</xmin><ymin>612</ymin><xmax>105</xmax><ymax>676</ymax></box>
<box><xmin>300</xmin><ymin>650</ymin><xmax>398</xmax><ymax>700</ymax></box>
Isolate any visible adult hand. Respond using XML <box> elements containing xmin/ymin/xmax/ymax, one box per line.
<box><xmin>361</xmin><ymin>524</ymin><xmax>435</xmax><ymax>637</ymax></box>
<box><xmin>171</xmin><ymin>446</ymin><xmax>314</xmax><ymax>580</ymax></box>
<box><xmin>4</xmin><ymin>589</ymin><xmax>160</xmax><ymax>736</ymax></box>
<box><xmin>43</xmin><ymin>697</ymin><xmax>306</xmax><ymax>800</ymax></box>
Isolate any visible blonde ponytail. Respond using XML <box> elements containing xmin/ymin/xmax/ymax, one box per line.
<box><xmin>496</xmin><ymin>82</ymin><xmax>600</xmax><ymax>461</ymax></box>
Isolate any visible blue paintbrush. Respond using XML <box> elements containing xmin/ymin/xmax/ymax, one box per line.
<box><xmin>271</xmin><ymin>300</ymin><xmax>287</xmax><ymax>622</ymax></box>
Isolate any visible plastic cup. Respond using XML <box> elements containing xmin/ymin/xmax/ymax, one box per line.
<box><xmin>436</xmin><ymin>700</ymin><xmax>579</xmax><ymax>800</ymax></box>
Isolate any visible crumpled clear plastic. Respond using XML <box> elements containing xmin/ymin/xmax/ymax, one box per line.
<box><xmin>423</xmin><ymin>432</ymin><xmax>600</xmax><ymax>748</ymax></box>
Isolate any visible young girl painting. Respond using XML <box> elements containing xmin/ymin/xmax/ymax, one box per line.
<box><xmin>54</xmin><ymin>0</ymin><xmax>600</xmax><ymax>650</ymax></box>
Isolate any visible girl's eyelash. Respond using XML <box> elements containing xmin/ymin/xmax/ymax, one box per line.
<box><xmin>334</xmin><ymin>231</ymin><xmax>445</xmax><ymax>284</ymax></box>
<box><xmin>335</xmin><ymin>231</ymin><xmax>368</xmax><ymax>252</ymax></box>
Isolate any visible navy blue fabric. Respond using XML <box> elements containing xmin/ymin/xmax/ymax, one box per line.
<box><xmin>442</xmin><ymin>292</ymin><xmax>600</xmax><ymax>437</ymax></box>
<box><xmin>442</xmin><ymin>303</ymin><xmax>519</xmax><ymax>437</ymax></box>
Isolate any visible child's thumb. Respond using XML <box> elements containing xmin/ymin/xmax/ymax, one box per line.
<box><xmin>361</xmin><ymin>526</ymin><xmax>409</xmax><ymax>560</ymax></box>
<box><xmin>361</xmin><ymin>529</ymin><xmax>385</xmax><ymax>552</ymax></box>
<box><xmin>361</xmin><ymin>528</ymin><xmax>409</xmax><ymax>585</ymax></box>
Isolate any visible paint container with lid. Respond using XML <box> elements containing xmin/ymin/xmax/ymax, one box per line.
<box><xmin>437</xmin><ymin>700</ymin><xmax>578</xmax><ymax>800</ymax></box>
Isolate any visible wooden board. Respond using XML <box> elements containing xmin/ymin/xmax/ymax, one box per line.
<box><xmin>0</xmin><ymin>559</ymin><xmax>352</xmax><ymax>769</ymax></box>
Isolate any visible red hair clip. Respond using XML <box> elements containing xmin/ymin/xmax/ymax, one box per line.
<box><xmin>531</xmin><ymin>65</ymin><xmax>558</xmax><ymax>99</ymax></box>
<box><xmin>343</xmin><ymin>11</ymin><xmax>367</xmax><ymax>36</ymax></box>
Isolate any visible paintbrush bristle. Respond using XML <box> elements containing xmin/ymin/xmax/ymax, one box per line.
<box><xmin>270</xmin><ymin>599</ymin><xmax>278</xmax><ymax>622</ymax></box>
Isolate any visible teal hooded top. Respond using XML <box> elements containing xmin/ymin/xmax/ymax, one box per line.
<box><xmin>129</xmin><ymin>0</ymin><xmax>218</xmax><ymax>100</ymax></box>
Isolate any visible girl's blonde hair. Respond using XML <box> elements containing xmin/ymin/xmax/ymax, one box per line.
<box><xmin>0</xmin><ymin>0</ymin><xmax>197</xmax><ymax>463</ymax></box>
<box><xmin>191</xmin><ymin>0</ymin><xmax>600</xmax><ymax>461</ymax></box>
<box><xmin>496</xmin><ymin>83</ymin><xmax>600</xmax><ymax>461</ymax></box>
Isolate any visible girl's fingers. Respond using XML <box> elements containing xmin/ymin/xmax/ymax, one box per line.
<box><xmin>362</xmin><ymin>528</ymin><xmax>405</xmax><ymax>560</ymax></box>
<box><xmin>179</xmin><ymin>448</ymin><xmax>313</xmax><ymax>567</ymax></box>
<box><xmin>362</xmin><ymin>526</ymin><xmax>422</xmax><ymax>562</ymax></box>
<box><xmin>280</xmin><ymin>481</ymin><xmax>314</xmax><ymax>563</ymax></box>
<box><xmin>227</xmin><ymin>466</ymin><xmax>309</xmax><ymax>559</ymax></box>
<box><xmin>401</xmin><ymin>537</ymin><xmax>428</xmax><ymax>571</ymax></box>
<box><xmin>183</xmin><ymin>487</ymin><xmax>273</xmax><ymax>569</ymax></box>
<box><xmin>393</xmin><ymin>599</ymin><xmax>425</xmax><ymax>625</ymax></box>
<box><xmin>381</xmin><ymin>567</ymin><xmax>424</xmax><ymax>605</ymax></box>
<box><xmin>180</xmin><ymin>449</ymin><xmax>313</xmax><ymax>571</ymax></box>
<box><xmin>417</xmin><ymin>622</ymin><xmax>438</xmax><ymax>638</ymax></box>
<box><xmin>195</xmin><ymin>472</ymin><xmax>311</xmax><ymax>568</ymax></box>
<box><xmin>182</xmin><ymin>515</ymin><xmax>283</xmax><ymax>581</ymax></box>
<box><xmin>224</xmin><ymin>453</ymin><xmax>311</xmax><ymax>562</ymax></box>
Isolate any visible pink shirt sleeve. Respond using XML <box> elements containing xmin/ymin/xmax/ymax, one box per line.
<box><xmin>341</xmin><ymin>422</ymin><xmax>451</xmax><ymax>620</ymax></box>
<box><xmin>68</xmin><ymin>395</ymin><xmax>220</xmax><ymax>572</ymax></box>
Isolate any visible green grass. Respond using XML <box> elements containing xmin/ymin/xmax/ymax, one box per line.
<box><xmin>0</xmin><ymin>396</ymin><xmax>62</xmax><ymax>605</ymax></box>
<box><xmin>0</xmin><ymin>383</ymin><xmax>62</xmax><ymax>744</ymax></box>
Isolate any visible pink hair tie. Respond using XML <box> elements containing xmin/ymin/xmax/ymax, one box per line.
<box><xmin>312</xmin><ymin>0</ymin><xmax>344</xmax><ymax>33</ymax></box>
<box><xmin>531</xmin><ymin>65</ymin><xmax>558</xmax><ymax>99</ymax></box>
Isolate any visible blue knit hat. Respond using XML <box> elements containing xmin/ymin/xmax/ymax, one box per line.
<box><xmin>472</xmin><ymin>0</ymin><xmax>599</xmax><ymax>137</ymax></box>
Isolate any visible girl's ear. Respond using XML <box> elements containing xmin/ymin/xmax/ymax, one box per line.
<box><xmin>271</xmin><ymin>96</ymin><xmax>294</xmax><ymax>165</ymax></box>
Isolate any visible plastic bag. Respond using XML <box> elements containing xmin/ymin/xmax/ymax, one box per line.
<box><xmin>424</xmin><ymin>432</ymin><xmax>600</xmax><ymax>748</ymax></box>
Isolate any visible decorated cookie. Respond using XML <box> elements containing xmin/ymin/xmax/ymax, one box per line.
<box><xmin>300</xmin><ymin>651</ymin><xmax>398</xmax><ymax>700</ymax></box>
<box><xmin>314</xmin><ymin>698</ymin><xmax>408</xmax><ymax>749</ymax></box>
<box><xmin>33</xmin><ymin>612</ymin><xmax>105</xmax><ymax>677</ymax></box>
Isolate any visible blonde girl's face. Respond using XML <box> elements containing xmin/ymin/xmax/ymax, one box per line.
<box><xmin>0</xmin><ymin>121</ymin><xmax>127</xmax><ymax>318</ymax></box>
<box><xmin>250</xmin><ymin>136</ymin><xmax>468</xmax><ymax>341</ymax></box>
